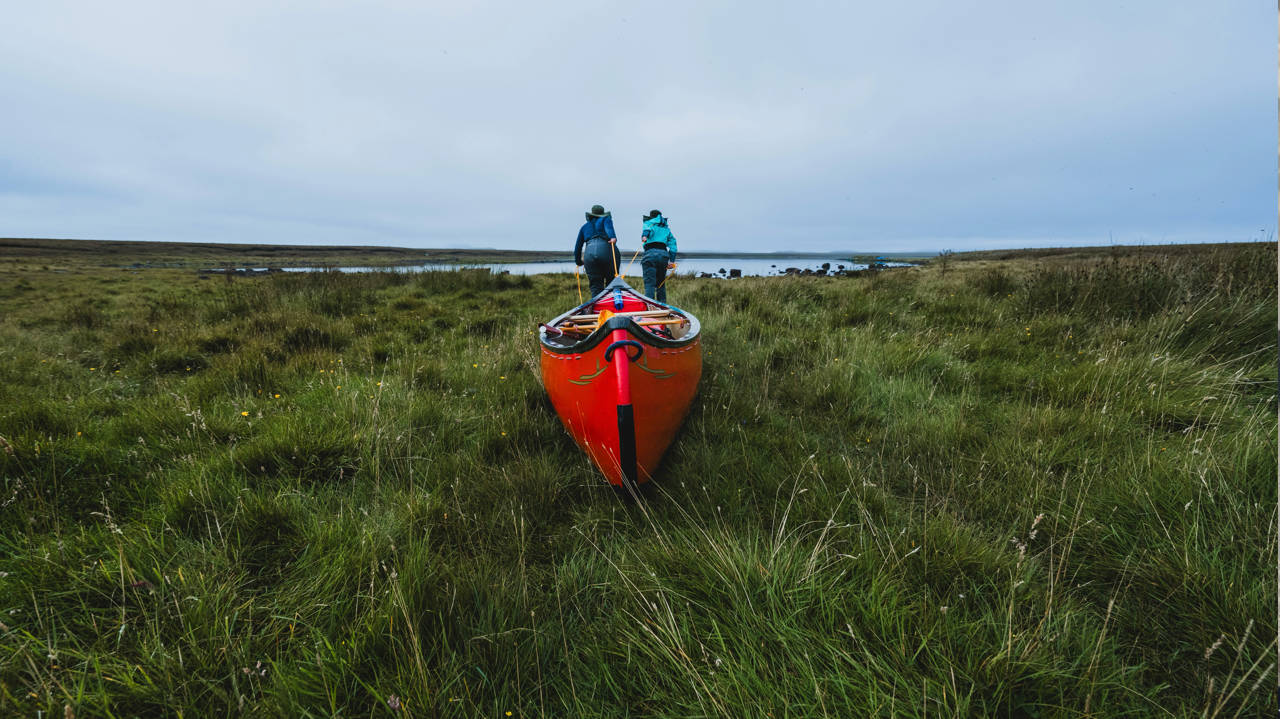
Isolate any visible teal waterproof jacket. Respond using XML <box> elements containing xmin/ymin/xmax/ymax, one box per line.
<box><xmin>641</xmin><ymin>215</ymin><xmax>678</xmax><ymax>261</ymax></box>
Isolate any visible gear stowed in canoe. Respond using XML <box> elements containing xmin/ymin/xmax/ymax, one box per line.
<box><xmin>538</xmin><ymin>277</ymin><xmax>702</xmax><ymax>491</ymax></box>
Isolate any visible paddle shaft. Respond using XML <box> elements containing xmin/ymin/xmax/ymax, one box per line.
<box><xmin>556</xmin><ymin>318</ymin><xmax>687</xmax><ymax>334</ymax></box>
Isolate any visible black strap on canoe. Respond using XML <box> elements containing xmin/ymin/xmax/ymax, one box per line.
<box><xmin>617</xmin><ymin>403</ymin><xmax>638</xmax><ymax>493</ymax></box>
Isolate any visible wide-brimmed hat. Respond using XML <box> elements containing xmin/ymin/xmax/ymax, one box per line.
<box><xmin>587</xmin><ymin>204</ymin><xmax>611</xmax><ymax>218</ymax></box>
<box><xmin>644</xmin><ymin>209</ymin><xmax>663</xmax><ymax>220</ymax></box>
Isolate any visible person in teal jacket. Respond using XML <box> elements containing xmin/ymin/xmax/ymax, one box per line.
<box><xmin>640</xmin><ymin>210</ymin><xmax>677</xmax><ymax>302</ymax></box>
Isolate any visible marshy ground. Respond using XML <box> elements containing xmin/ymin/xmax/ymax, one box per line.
<box><xmin>0</xmin><ymin>241</ymin><xmax>1274</xmax><ymax>716</ymax></box>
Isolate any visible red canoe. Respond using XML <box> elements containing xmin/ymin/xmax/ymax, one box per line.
<box><xmin>539</xmin><ymin>277</ymin><xmax>702</xmax><ymax>490</ymax></box>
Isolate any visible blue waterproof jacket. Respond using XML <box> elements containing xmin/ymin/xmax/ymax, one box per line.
<box><xmin>574</xmin><ymin>215</ymin><xmax>616</xmax><ymax>265</ymax></box>
<box><xmin>641</xmin><ymin>215</ymin><xmax>677</xmax><ymax>262</ymax></box>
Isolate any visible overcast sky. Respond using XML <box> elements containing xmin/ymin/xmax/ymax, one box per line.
<box><xmin>1</xmin><ymin>2</ymin><xmax>1274</xmax><ymax>253</ymax></box>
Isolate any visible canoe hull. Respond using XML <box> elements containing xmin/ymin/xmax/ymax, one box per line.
<box><xmin>539</xmin><ymin>279</ymin><xmax>702</xmax><ymax>488</ymax></box>
<box><xmin>541</xmin><ymin>331</ymin><xmax>701</xmax><ymax>487</ymax></box>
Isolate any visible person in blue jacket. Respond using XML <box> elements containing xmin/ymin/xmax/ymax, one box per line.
<box><xmin>640</xmin><ymin>209</ymin><xmax>678</xmax><ymax>302</ymax></box>
<box><xmin>574</xmin><ymin>204</ymin><xmax>619</xmax><ymax>297</ymax></box>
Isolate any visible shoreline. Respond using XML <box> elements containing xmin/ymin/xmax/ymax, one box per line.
<box><xmin>1</xmin><ymin>237</ymin><xmax>1267</xmax><ymax>271</ymax></box>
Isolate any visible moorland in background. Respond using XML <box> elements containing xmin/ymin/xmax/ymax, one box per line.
<box><xmin>1</xmin><ymin>236</ymin><xmax>1101</xmax><ymax>270</ymax></box>
<box><xmin>0</xmin><ymin>238</ymin><xmax>570</xmax><ymax>269</ymax></box>
<box><xmin>0</xmin><ymin>240</ymin><xmax>1274</xmax><ymax>716</ymax></box>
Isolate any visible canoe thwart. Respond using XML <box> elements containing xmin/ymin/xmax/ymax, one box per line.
<box><xmin>567</xmin><ymin>309</ymin><xmax>683</xmax><ymax>322</ymax></box>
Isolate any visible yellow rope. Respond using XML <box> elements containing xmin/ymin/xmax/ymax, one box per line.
<box><xmin>657</xmin><ymin>263</ymin><xmax>676</xmax><ymax>291</ymax></box>
<box><xmin>575</xmin><ymin>266</ymin><xmax>583</xmax><ymax>304</ymax></box>
<box><xmin>622</xmin><ymin>243</ymin><xmax>642</xmax><ymax>279</ymax></box>
<box><xmin>610</xmin><ymin>240</ymin><xmax>619</xmax><ymax>279</ymax></box>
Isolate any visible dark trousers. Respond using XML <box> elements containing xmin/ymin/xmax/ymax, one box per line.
<box><xmin>641</xmin><ymin>248</ymin><xmax>671</xmax><ymax>303</ymax></box>
<box><xmin>582</xmin><ymin>239</ymin><xmax>619</xmax><ymax>297</ymax></box>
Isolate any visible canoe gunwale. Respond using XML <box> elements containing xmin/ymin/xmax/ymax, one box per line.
<box><xmin>538</xmin><ymin>279</ymin><xmax>700</xmax><ymax>356</ymax></box>
<box><xmin>540</xmin><ymin>314</ymin><xmax>700</xmax><ymax>355</ymax></box>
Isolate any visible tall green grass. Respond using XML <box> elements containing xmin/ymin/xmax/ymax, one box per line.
<box><xmin>0</xmin><ymin>244</ymin><xmax>1274</xmax><ymax>717</ymax></box>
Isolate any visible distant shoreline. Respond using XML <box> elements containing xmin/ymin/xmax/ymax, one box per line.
<box><xmin>0</xmin><ymin>237</ymin><xmax>1267</xmax><ymax>271</ymax></box>
<box><xmin>0</xmin><ymin>237</ymin><xmax>933</xmax><ymax>268</ymax></box>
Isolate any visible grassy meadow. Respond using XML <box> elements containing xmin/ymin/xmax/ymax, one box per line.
<box><xmin>0</xmin><ymin>242</ymin><xmax>1275</xmax><ymax>717</ymax></box>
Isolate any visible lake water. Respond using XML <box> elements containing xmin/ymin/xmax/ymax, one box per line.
<box><xmin>280</xmin><ymin>257</ymin><xmax>911</xmax><ymax>277</ymax></box>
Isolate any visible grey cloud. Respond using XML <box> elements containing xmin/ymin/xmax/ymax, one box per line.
<box><xmin>0</xmin><ymin>1</ymin><xmax>1271</xmax><ymax>252</ymax></box>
